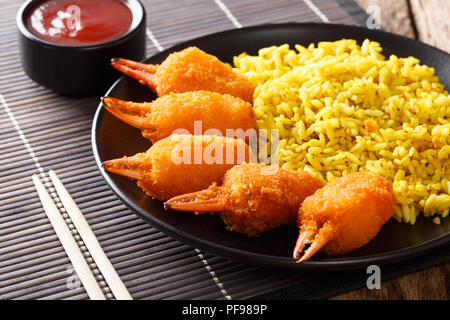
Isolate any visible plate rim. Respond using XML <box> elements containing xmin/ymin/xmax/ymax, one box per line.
<box><xmin>91</xmin><ymin>22</ymin><xmax>450</xmax><ymax>270</ymax></box>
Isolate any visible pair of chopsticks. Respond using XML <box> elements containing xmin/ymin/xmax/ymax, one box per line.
<box><xmin>32</xmin><ymin>170</ymin><xmax>132</xmax><ymax>300</ymax></box>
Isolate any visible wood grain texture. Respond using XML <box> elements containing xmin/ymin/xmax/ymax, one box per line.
<box><xmin>356</xmin><ymin>0</ymin><xmax>450</xmax><ymax>53</ymax></box>
<box><xmin>332</xmin><ymin>262</ymin><xmax>449</xmax><ymax>300</ymax></box>
<box><xmin>354</xmin><ymin>0</ymin><xmax>415</xmax><ymax>38</ymax></box>
<box><xmin>410</xmin><ymin>0</ymin><xmax>450</xmax><ymax>53</ymax></box>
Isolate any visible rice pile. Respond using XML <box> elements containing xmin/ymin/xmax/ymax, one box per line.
<box><xmin>233</xmin><ymin>39</ymin><xmax>450</xmax><ymax>225</ymax></box>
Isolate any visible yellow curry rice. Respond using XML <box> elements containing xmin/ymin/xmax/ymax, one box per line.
<box><xmin>233</xmin><ymin>39</ymin><xmax>450</xmax><ymax>225</ymax></box>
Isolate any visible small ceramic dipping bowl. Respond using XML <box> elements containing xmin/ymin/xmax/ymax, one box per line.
<box><xmin>17</xmin><ymin>0</ymin><xmax>146</xmax><ymax>96</ymax></box>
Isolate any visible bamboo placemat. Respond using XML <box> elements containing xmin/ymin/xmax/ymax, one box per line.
<box><xmin>3</xmin><ymin>0</ymin><xmax>443</xmax><ymax>300</ymax></box>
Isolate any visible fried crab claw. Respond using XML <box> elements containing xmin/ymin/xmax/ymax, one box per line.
<box><xmin>101</xmin><ymin>134</ymin><xmax>253</xmax><ymax>201</ymax></box>
<box><xmin>293</xmin><ymin>172</ymin><xmax>396</xmax><ymax>263</ymax></box>
<box><xmin>164</xmin><ymin>188</ymin><xmax>227</xmax><ymax>213</ymax></box>
<box><xmin>111</xmin><ymin>58</ymin><xmax>158</xmax><ymax>91</ymax></box>
<box><xmin>111</xmin><ymin>47</ymin><xmax>255</xmax><ymax>102</ymax></box>
<box><xmin>101</xmin><ymin>91</ymin><xmax>256</xmax><ymax>143</ymax></box>
<box><xmin>165</xmin><ymin>163</ymin><xmax>322</xmax><ymax>237</ymax></box>
<box><xmin>101</xmin><ymin>96</ymin><xmax>152</xmax><ymax>130</ymax></box>
<box><xmin>102</xmin><ymin>155</ymin><xmax>145</xmax><ymax>181</ymax></box>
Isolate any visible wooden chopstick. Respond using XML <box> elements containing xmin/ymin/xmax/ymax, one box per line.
<box><xmin>48</xmin><ymin>170</ymin><xmax>133</xmax><ymax>300</ymax></box>
<box><xmin>32</xmin><ymin>174</ymin><xmax>106</xmax><ymax>300</ymax></box>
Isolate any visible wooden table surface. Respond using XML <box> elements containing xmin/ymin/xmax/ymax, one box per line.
<box><xmin>333</xmin><ymin>0</ymin><xmax>450</xmax><ymax>300</ymax></box>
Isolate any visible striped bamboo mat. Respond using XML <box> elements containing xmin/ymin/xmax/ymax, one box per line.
<box><xmin>1</xmin><ymin>0</ymin><xmax>378</xmax><ymax>300</ymax></box>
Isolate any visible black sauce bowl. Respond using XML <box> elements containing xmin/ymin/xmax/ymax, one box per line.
<box><xmin>17</xmin><ymin>0</ymin><xmax>147</xmax><ymax>97</ymax></box>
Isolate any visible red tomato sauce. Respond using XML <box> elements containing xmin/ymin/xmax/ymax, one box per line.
<box><xmin>26</xmin><ymin>0</ymin><xmax>133</xmax><ymax>46</ymax></box>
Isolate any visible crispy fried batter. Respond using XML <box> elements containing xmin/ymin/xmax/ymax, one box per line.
<box><xmin>112</xmin><ymin>47</ymin><xmax>255</xmax><ymax>102</ymax></box>
<box><xmin>294</xmin><ymin>172</ymin><xmax>396</xmax><ymax>262</ymax></box>
<box><xmin>102</xmin><ymin>91</ymin><xmax>256</xmax><ymax>143</ymax></box>
<box><xmin>165</xmin><ymin>163</ymin><xmax>322</xmax><ymax>236</ymax></box>
<box><xmin>102</xmin><ymin>134</ymin><xmax>253</xmax><ymax>201</ymax></box>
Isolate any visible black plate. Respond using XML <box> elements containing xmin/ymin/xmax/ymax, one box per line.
<box><xmin>92</xmin><ymin>23</ymin><xmax>450</xmax><ymax>269</ymax></box>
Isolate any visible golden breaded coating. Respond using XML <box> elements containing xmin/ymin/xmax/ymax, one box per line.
<box><xmin>165</xmin><ymin>163</ymin><xmax>322</xmax><ymax>236</ymax></box>
<box><xmin>102</xmin><ymin>134</ymin><xmax>253</xmax><ymax>201</ymax></box>
<box><xmin>293</xmin><ymin>172</ymin><xmax>396</xmax><ymax>262</ymax></box>
<box><xmin>112</xmin><ymin>47</ymin><xmax>255</xmax><ymax>102</ymax></box>
<box><xmin>156</xmin><ymin>47</ymin><xmax>254</xmax><ymax>102</ymax></box>
<box><xmin>102</xmin><ymin>91</ymin><xmax>256</xmax><ymax>143</ymax></box>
